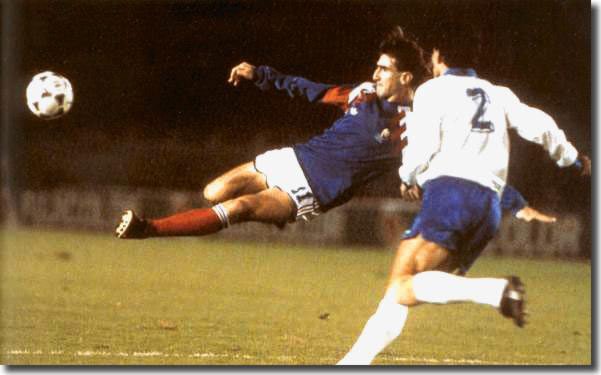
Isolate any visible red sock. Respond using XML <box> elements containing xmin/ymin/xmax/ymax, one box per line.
<box><xmin>148</xmin><ymin>208</ymin><xmax>224</xmax><ymax>237</ymax></box>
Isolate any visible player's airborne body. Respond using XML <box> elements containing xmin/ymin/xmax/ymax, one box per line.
<box><xmin>116</xmin><ymin>66</ymin><xmax>412</xmax><ymax>238</ymax></box>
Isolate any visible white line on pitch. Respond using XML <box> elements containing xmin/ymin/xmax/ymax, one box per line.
<box><xmin>2</xmin><ymin>349</ymin><xmax>568</xmax><ymax>365</ymax></box>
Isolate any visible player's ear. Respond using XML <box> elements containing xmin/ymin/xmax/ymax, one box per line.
<box><xmin>399</xmin><ymin>71</ymin><xmax>413</xmax><ymax>86</ymax></box>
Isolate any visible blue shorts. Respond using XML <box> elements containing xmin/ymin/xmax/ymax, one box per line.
<box><xmin>403</xmin><ymin>176</ymin><xmax>501</xmax><ymax>274</ymax></box>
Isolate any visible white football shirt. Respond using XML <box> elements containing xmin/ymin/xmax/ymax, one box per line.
<box><xmin>398</xmin><ymin>71</ymin><xmax>579</xmax><ymax>195</ymax></box>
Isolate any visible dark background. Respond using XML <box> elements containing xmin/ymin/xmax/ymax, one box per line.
<box><xmin>2</xmin><ymin>0</ymin><xmax>591</xmax><ymax>215</ymax></box>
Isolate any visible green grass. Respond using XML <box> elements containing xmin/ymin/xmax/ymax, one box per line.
<box><xmin>0</xmin><ymin>227</ymin><xmax>591</xmax><ymax>365</ymax></box>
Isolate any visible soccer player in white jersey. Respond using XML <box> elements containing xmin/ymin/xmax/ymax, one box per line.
<box><xmin>337</xmin><ymin>26</ymin><xmax>591</xmax><ymax>365</ymax></box>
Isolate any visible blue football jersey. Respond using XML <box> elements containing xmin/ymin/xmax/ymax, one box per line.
<box><xmin>255</xmin><ymin>66</ymin><xmax>408</xmax><ymax>211</ymax></box>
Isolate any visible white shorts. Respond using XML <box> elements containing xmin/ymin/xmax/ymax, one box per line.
<box><xmin>254</xmin><ymin>147</ymin><xmax>321</xmax><ymax>222</ymax></box>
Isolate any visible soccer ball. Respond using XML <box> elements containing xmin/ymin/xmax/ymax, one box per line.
<box><xmin>26</xmin><ymin>71</ymin><xmax>74</xmax><ymax>119</ymax></box>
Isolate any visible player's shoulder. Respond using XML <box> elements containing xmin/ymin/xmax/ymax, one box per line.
<box><xmin>415</xmin><ymin>76</ymin><xmax>439</xmax><ymax>93</ymax></box>
<box><xmin>466</xmin><ymin>78</ymin><xmax>522</xmax><ymax>110</ymax></box>
<box><xmin>485</xmin><ymin>82</ymin><xmax>520</xmax><ymax>105</ymax></box>
<box><xmin>414</xmin><ymin>76</ymin><xmax>461</xmax><ymax>106</ymax></box>
<box><xmin>414</xmin><ymin>77</ymin><xmax>442</xmax><ymax>100</ymax></box>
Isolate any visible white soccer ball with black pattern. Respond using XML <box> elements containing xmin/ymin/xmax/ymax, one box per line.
<box><xmin>26</xmin><ymin>71</ymin><xmax>74</xmax><ymax>119</ymax></box>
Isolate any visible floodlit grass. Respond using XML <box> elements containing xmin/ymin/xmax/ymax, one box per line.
<box><xmin>0</xmin><ymin>227</ymin><xmax>591</xmax><ymax>365</ymax></box>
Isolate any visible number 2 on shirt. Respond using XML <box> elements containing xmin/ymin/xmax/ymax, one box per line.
<box><xmin>467</xmin><ymin>88</ymin><xmax>494</xmax><ymax>132</ymax></box>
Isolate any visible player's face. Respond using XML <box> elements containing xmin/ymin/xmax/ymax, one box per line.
<box><xmin>372</xmin><ymin>54</ymin><xmax>410</xmax><ymax>102</ymax></box>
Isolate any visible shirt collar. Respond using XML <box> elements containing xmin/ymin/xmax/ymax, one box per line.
<box><xmin>443</xmin><ymin>67</ymin><xmax>478</xmax><ymax>77</ymax></box>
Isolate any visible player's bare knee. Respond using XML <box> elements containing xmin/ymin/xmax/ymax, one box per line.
<box><xmin>386</xmin><ymin>275</ymin><xmax>419</xmax><ymax>306</ymax></box>
<box><xmin>203</xmin><ymin>182</ymin><xmax>223</xmax><ymax>204</ymax></box>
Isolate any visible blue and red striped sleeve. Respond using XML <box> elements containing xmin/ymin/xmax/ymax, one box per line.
<box><xmin>254</xmin><ymin>65</ymin><xmax>352</xmax><ymax>110</ymax></box>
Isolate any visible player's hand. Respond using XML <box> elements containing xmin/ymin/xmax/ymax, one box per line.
<box><xmin>400</xmin><ymin>183</ymin><xmax>421</xmax><ymax>201</ymax></box>
<box><xmin>228</xmin><ymin>62</ymin><xmax>256</xmax><ymax>86</ymax></box>
<box><xmin>577</xmin><ymin>154</ymin><xmax>592</xmax><ymax>177</ymax></box>
<box><xmin>515</xmin><ymin>206</ymin><xmax>557</xmax><ymax>223</ymax></box>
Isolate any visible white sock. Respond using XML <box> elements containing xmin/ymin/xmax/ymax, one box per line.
<box><xmin>337</xmin><ymin>299</ymin><xmax>408</xmax><ymax>365</ymax></box>
<box><xmin>212</xmin><ymin>204</ymin><xmax>230</xmax><ymax>228</ymax></box>
<box><xmin>412</xmin><ymin>271</ymin><xmax>508</xmax><ymax>307</ymax></box>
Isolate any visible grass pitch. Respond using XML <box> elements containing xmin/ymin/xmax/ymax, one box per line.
<box><xmin>0</xmin><ymin>227</ymin><xmax>591</xmax><ymax>365</ymax></box>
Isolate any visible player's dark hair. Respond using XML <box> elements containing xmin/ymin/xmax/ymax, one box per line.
<box><xmin>426</xmin><ymin>21</ymin><xmax>482</xmax><ymax>69</ymax></box>
<box><xmin>379</xmin><ymin>26</ymin><xmax>430</xmax><ymax>87</ymax></box>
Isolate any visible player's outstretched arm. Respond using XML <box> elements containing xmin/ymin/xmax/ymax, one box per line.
<box><xmin>515</xmin><ymin>206</ymin><xmax>557</xmax><ymax>223</ymax></box>
<box><xmin>228</xmin><ymin>62</ymin><xmax>256</xmax><ymax>86</ymax></box>
<box><xmin>248</xmin><ymin>64</ymin><xmax>342</xmax><ymax>105</ymax></box>
<box><xmin>503</xmin><ymin>87</ymin><xmax>585</xmax><ymax>171</ymax></box>
<box><xmin>228</xmin><ymin>61</ymin><xmax>362</xmax><ymax>110</ymax></box>
<box><xmin>501</xmin><ymin>185</ymin><xmax>556</xmax><ymax>223</ymax></box>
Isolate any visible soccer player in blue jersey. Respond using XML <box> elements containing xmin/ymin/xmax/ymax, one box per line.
<box><xmin>337</xmin><ymin>26</ymin><xmax>591</xmax><ymax>365</ymax></box>
<box><xmin>115</xmin><ymin>27</ymin><xmax>424</xmax><ymax>238</ymax></box>
<box><xmin>115</xmin><ymin>28</ymin><xmax>552</xmax><ymax>240</ymax></box>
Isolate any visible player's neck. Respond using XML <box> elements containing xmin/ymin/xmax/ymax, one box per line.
<box><xmin>433</xmin><ymin>62</ymin><xmax>449</xmax><ymax>77</ymax></box>
<box><xmin>387</xmin><ymin>87</ymin><xmax>414</xmax><ymax>105</ymax></box>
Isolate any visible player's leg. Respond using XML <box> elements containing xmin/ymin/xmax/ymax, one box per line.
<box><xmin>212</xmin><ymin>146</ymin><xmax>321</xmax><ymax>227</ymax></box>
<box><xmin>382</xmin><ymin>235</ymin><xmax>455</xmax><ymax>304</ymax></box>
<box><xmin>388</xmin><ymin>239</ymin><xmax>517</xmax><ymax>309</ymax></box>
<box><xmin>220</xmin><ymin>188</ymin><xmax>295</xmax><ymax>225</ymax></box>
<box><xmin>203</xmin><ymin>162</ymin><xmax>268</xmax><ymax>204</ymax></box>
<box><xmin>155</xmin><ymin>188</ymin><xmax>294</xmax><ymax>235</ymax></box>
<box><xmin>383</xmin><ymin>236</ymin><xmax>509</xmax><ymax>308</ymax></box>
<box><xmin>338</xmin><ymin>235</ymin><xmax>523</xmax><ymax>365</ymax></box>
<box><xmin>115</xmin><ymin>160</ymin><xmax>269</xmax><ymax>239</ymax></box>
<box><xmin>116</xmin><ymin>147</ymin><xmax>319</xmax><ymax>239</ymax></box>
<box><xmin>338</xmin><ymin>235</ymin><xmax>453</xmax><ymax>365</ymax></box>
<box><xmin>116</xmin><ymin>188</ymin><xmax>294</xmax><ymax>238</ymax></box>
